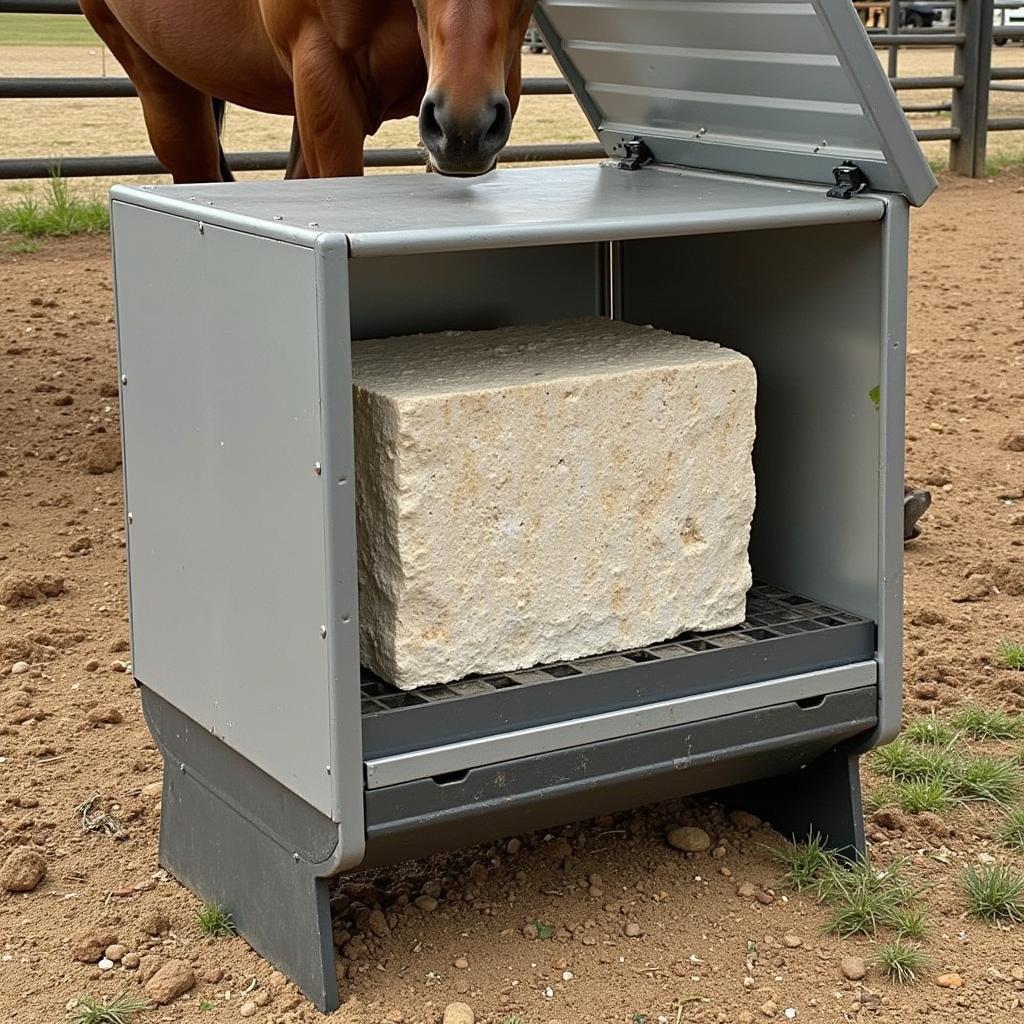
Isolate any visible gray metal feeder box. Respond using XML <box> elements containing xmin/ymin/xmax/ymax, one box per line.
<box><xmin>110</xmin><ymin>0</ymin><xmax>934</xmax><ymax>1010</ymax></box>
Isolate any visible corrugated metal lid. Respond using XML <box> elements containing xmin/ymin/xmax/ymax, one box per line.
<box><xmin>535</xmin><ymin>0</ymin><xmax>937</xmax><ymax>205</ymax></box>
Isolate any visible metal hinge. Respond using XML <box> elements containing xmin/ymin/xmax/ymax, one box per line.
<box><xmin>614</xmin><ymin>137</ymin><xmax>653</xmax><ymax>171</ymax></box>
<box><xmin>827</xmin><ymin>161</ymin><xmax>869</xmax><ymax>199</ymax></box>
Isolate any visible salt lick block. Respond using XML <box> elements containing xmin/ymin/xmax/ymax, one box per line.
<box><xmin>352</xmin><ymin>317</ymin><xmax>757</xmax><ymax>689</ymax></box>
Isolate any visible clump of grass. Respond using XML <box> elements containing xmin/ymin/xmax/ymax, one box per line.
<box><xmin>870</xmin><ymin>738</ymin><xmax>959</xmax><ymax>786</ymax></box>
<box><xmin>955</xmin><ymin>755</ymin><xmax>1021</xmax><ymax>804</ymax></box>
<box><xmin>67</xmin><ymin>993</ymin><xmax>151</xmax><ymax>1024</ymax></box>
<box><xmin>952</xmin><ymin>705</ymin><xmax>1024</xmax><ymax>741</ymax></box>
<box><xmin>887</xmin><ymin>905</ymin><xmax>929</xmax><ymax>940</ymax></box>
<box><xmin>961</xmin><ymin>864</ymin><xmax>1024</xmax><ymax>923</ymax></box>
<box><xmin>997</xmin><ymin>641</ymin><xmax>1024</xmax><ymax>671</ymax></box>
<box><xmin>0</xmin><ymin>172</ymin><xmax>108</xmax><ymax>238</ymax></box>
<box><xmin>819</xmin><ymin>857</ymin><xmax>925</xmax><ymax>937</ymax></box>
<box><xmin>999</xmin><ymin>809</ymin><xmax>1024</xmax><ymax>851</ymax></box>
<box><xmin>195</xmin><ymin>901</ymin><xmax>236</xmax><ymax>937</ymax></box>
<box><xmin>769</xmin><ymin>833</ymin><xmax>838</xmax><ymax>892</ymax></box>
<box><xmin>873</xmin><ymin>939</ymin><xmax>930</xmax><ymax>984</ymax></box>
<box><xmin>903</xmin><ymin>716</ymin><xmax>956</xmax><ymax>747</ymax></box>
<box><xmin>886</xmin><ymin>779</ymin><xmax>955</xmax><ymax>815</ymax></box>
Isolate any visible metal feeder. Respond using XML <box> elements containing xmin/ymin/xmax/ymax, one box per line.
<box><xmin>110</xmin><ymin>0</ymin><xmax>935</xmax><ymax>1010</ymax></box>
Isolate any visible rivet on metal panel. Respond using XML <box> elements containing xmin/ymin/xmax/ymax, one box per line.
<box><xmin>326</xmin><ymin>765</ymin><xmax>332</xmax><ymax>775</ymax></box>
<box><xmin>197</xmin><ymin>221</ymin><xmax>205</xmax><ymax>236</ymax></box>
<box><xmin>309</xmin><ymin>222</ymin><xmax>319</xmax><ymax>228</ymax></box>
<box><xmin>696</xmin><ymin>127</ymin><xmax>707</xmax><ymax>138</ymax></box>
<box><xmin>820</xmin><ymin>140</ymin><xmax>829</xmax><ymax>147</ymax></box>
<box><xmin>273</xmin><ymin>215</ymin><xmax>283</xmax><ymax>221</ymax></box>
<box><xmin>126</xmin><ymin>512</ymin><xmax>133</xmax><ymax>525</ymax></box>
<box><xmin>337</xmin><ymin>475</ymin><xmax>348</xmax><ymax>485</ymax></box>
<box><xmin>205</xmin><ymin>201</ymin><xmax>214</xmax><ymax>206</ymax></box>
<box><xmin>341</xmin><ymin>615</ymin><xmax>350</xmax><ymax>624</ymax></box>
<box><xmin>179</xmin><ymin>761</ymin><xmax>186</xmax><ymax>772</ymax></box>
<box><xmin>313</xmin><ymin>462</ymin><xmax>322</xmax><ymax>476</ymax></box>
<box><xmin>293</xmin><ymin>852</ymin><xmax>300</xmax><ymax>863</ymax></box>
<box><xmin>320</xmin><ymin>625</ymin><xmax>328</xmax><ymax>638</ymax></box>
<box><xmin>120</xmin><ymin>374</ymin><xmax>128</xmax><ymax>385</ymax></box>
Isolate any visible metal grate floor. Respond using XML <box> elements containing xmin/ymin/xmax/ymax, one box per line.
<box><xmin>359</xmin><ymin>583</ymin><xmax>874</xmax><ymax>758</ymax></box>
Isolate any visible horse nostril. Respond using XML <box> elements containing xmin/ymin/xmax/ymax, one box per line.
<box><xmin>484</xmin><ymin>97</ymin><xmax>511</xmax><ymax>146</ymax></box>
<box><xmin>419</xmin><ymin>95</ymin><xmax>443</xmax><ymax>147</ymax></box>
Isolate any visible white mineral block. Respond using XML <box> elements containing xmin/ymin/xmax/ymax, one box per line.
<box><xmin>352</xmin><ymin>317</ymin><xmax>756</xmax><ymax>689</ymax></box>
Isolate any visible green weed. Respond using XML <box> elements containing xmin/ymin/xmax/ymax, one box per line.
<box><xmin>873</xmin><ymin>939</ymin><xmax>930</xmax><ymax>984</ymax></box>
<box><xmin>195</xmin><ymin>901</ymin><xmax>236</xmax><ymax>938</ymax></box>
<box><xmin>0</xmin><ymin>173</ymin><xmax>108</xmax><ymax>238</ymax></box>
<box><xmin>996</xmin><ymin>641</ymin><xmax>1024</xmax><ymax>671</ymax></box>
<box><xmin>952</xmin><ymin>705</ymin><xmax>1024</xmax><ymax>741</ymax></box>
<box><xmin>67</xmin><ymin>993</ymin><xmax>151</xmax><ymax>1024</ymax></box>
<box><xmin>999</xmin><ymin>809</ymin><xmax>1024</xmax><ymax>852</ymax></box>
<box><xmin>961</xmin><ymin>864</ymin><xmax>1024</xmax><ymax>923</ymax></box>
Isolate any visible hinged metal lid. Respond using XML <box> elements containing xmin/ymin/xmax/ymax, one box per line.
<box><xmin>535</xmin><ymin>0</ymin><xmax>937</xmax><ymax>205</ymax></box>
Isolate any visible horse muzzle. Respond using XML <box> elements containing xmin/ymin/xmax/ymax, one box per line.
<box><xmin>418</xmin><ymin>90</ymin><xmax>511</xmax><ymax>176</ymax></box>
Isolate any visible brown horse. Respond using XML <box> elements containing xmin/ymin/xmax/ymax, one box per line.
<box><xmin>78</xmin><ymin>0</ymin><xmax>539</xmax><ymax>181</ymax></box>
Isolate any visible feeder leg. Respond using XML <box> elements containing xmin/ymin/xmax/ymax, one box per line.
<box><xmin>716</xmin><ymin>743</ymin><xmax>866</xmax><ymax>857</ymax></box>
<box><xmin>141</xmin><ymin>689</ymin><xmax>340</xmax><ymax>1012</ymax></box>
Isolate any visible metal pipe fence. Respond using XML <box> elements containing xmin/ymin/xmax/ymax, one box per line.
<box><xmin>1</xmin><ymin>0</ymin><xmax>1022</xmax><ymax>180</ymax></box>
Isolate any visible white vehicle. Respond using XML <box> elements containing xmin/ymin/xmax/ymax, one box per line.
<box><xmin>995</xmin><ymin>3</ymin><xmax>1024</xmax><ymax>43</ymax></box>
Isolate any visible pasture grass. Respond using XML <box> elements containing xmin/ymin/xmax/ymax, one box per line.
<box><xmin>873</xmin><ymin>778</ymin><xmax>955</xmax><ymax>815</ymax></box>
<box><xmin>961</xmin><ymin>864</ymin><xmax>1024</xmax><ymax>923</ymax></box>
<box><xmin>873</xmin><ymin>939</ymin><xmax>930</xmax><ymax>985</ymax></box>
<box><xmin>0</xmin><ymin>13</ymin><xmax>102</xmax><ymax>46</ymax></box>
<box><xmin>903</xmin><ymin>716</ymin><xmax>957</xmax><ymax>747</ymax></box>
<box><xmin>769</xmin><ymin>833</ymin><xmax>837</xmax><ymax>892</ymax></box>
<box><xmin>952</xmin><ymin>705</ymin><xmax>1024</xmax><ymax>740</ymax></box>
<box><xmin>0</xmin><ymin>173</ymin><xmax>108</xmax><ymax>238</ymax></box>
<box><xmin>67</xmin><ymin>993</ymin><xmax>151</xmax><ymax>1024</ymax></box>
<box><xmin>195</xmin><ymin>902</ymin><xmax>236</xmax><ymax>938</ymax></box>
<box><xmin>997</xmin><ymin>640</ymin><xmax>1024</xmax><ymax>671</ymax></box>
<box><xmin>956</xmin><ymin>755</ymin><xmax>1021</xmax><ymax>804</ymax></box>
<box><xmin>999</xmin><ymin>809</ymin><xmax>1024</xmax><ymax>851</ymax></box>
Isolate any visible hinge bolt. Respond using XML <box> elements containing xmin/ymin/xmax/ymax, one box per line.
<box><xmin>121</xmin><ymin>374</ymin><xmax>128</xmax><ymax>385</ymax></box>
<box><xmin>127</xmin><ymin>512</ymin><xmax>133</xmax><ymax>525</ymax></box>
<box><xmin>314</xmin><ymin>462</ymin><xmax>322</xmax><ymax>476</ymax></box>
<box><xmin>198</xmin><ymin>221</ymin><xmax>205</xmax><ymax>235</ymax></box>
<box><xmin>320</xmin><ymin>625</ymin><xmax>327</xmax><ymax>638</ymax></box>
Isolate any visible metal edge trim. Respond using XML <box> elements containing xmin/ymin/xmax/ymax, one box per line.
<box><xmin>364</xmin><ymin>661</ymin><xmax>877</xmax><ymax>789</ymax></box>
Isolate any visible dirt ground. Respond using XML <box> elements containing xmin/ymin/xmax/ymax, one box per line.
<box><xmin>2</xmin><ymin>168</ymin><xmax>1024</xmax><ymax>1024</ymax></box>
<box><xmin>1</xmin><ymin>46</ymin><xmax>1023</xmax><ymax>202</ymax></box>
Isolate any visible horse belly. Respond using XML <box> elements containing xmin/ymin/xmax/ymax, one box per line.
<box><xmin>104</xmin><ymin>0</ymin><xmax>295</xmax><ymax>114</ymax></box>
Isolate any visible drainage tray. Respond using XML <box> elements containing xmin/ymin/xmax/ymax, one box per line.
<box><xmin>360</xmin><ymin>582</ymin><xmax>874</xmax><ymax>758</ymax></box>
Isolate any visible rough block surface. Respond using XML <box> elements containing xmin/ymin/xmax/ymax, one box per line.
<box><xmin>352</xmin><ymin>317</ymin><xmax>756</xmax><ymax>689</ymax></box>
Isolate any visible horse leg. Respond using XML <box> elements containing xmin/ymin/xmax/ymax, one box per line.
<box><xmin>79</xmin><ymin>0</ymin><xmax>226</xmax><ymax>183</ymax></box>
<box><xmin>290</xmin><ymin>30</ymin><xmax>367</xmax><ymax>178</ymax></box>
<box><xmin>285</xmin><ymin>120</ymin><xmax>308</xmax><ymax>179</ymax></box>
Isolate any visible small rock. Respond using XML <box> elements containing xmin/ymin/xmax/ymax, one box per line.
<box><xmin>70</xmin><ymin>927</ymin><xmax>119</xmax><ymax>963</ymax></box>
<box><xmin>0</xmin><ymin>847</ymin><xmax>47</xmax><ymax>892</ymax></box>
<box><xmin>11</xmin><ymin>661</ymin><xmax>30</xmax><ymax>675</ymax></box>
<box><xmin>760</xmin><ymin>1000</ymin><xmax>778</xmax><ymax>1018</ymax></box>
<box><xmin>414</xmin><ymin>895</ymin><xmax>437</xmax><ymax>912</ymax></box>
<box><xmin>367</xmin><ymin>908</ymin><xmax>389</xmax><ymax>937</ymax></box>
<box><xmin>1010</xmin><ymin>966</ymin><xmax>1024</xmax><ymax>982</ymax></box>
<box><xmin>88</xmin><ymin>706</ymin><xmax>123</xmax><ymax>726</ymax></box>
<box><xmin>0</xmin><ymin>572</ymin><xmax>65</xmax><ymax>608</ymax></box>
<box><xmin>736</xmin><ymin>882</ymin><xmax>758</xmax><ymax>898</ymax></box>
<box><xmin>137</xmin><ymin>955</ymin><xmax>164</xmax><ymax>983</ymax></box>
<box><xmin>782</xmin><ymin>934</ymin><xmax>803</xmax><ymax>949</ymax></box>
<box><xmin>729</xmin><ymin>810</ymin><xmax>762</xmax><ymax>830</ymax></box>
<box><xmin>82</xmin><ymin>438</ymin><xmax>122</xmax><ymax>475</ymax></box>
<box><xmin>841</xmin><ymin>956</ymin><xmax>867</xmax><ymax>981</ymax></box>
<box><xmin>737</xmin><ymin>1014</ymin><xmax>755</xmax><ymax>1024</ymax></box>
<box><xmin>239</xmin><ymin>1001</ymin><xmax>258</xmax><ymax>1018</ymax></box>
<box><xmin>141</xmin><ymin>782</ymin><xmax>163</xmax><ymax>800</ymax></box>
<box><xmin>144</xmin><ymin>958</ymin><xmax>195</xmax><ymax>1004</ymax></box>
<box><xmin>454</xmin><ymin>957</ymin><xmax>469</xmax><ymax>969</ymax></box>
<box><xmin>84</xmin><ymin>659</ymin><xmax>100</xmax><ymax>672</ymax></box>
<box><xmin>522</xmin><ymin>923</ymin><xmax>539</xmax><ymax>940</ymax></box>
<box><xmin>667</xmin><ymin>826</ymin><xmax>711</xmax><ymax>853</ymax></box>
<box><xmin>936</xmin><ymin>973</ymin><xmax>963</xmax><ymax>989</ymax></box>
<box><xmin>624</xmin><ymin>922</ymin><xmax>642</xmax><ymax>937</ymax></box>
<box><xmin>506</xmin><ymin>837</ymin><xmax>522</xmax><ymax>855</ymax></box>
<box><xmin>104</xmin><ymin>944</ymin><xmax>126</xmax><ymax>963</ymax></box>
<box><xmin>756</xmin><ymin>890</ymin><xmax>775</xmax><ymax>906</ymax></box>
<box><xmin>97</xmin><ymin>957</ymin><xmax>114</xmax><ymax>971</ymax></box>
<box><xmin>1000</xmin><ymin>432</ymin><xmax>1024</xmax><ymax>453</ymax></box>
<box><xmin>201</xmin><ymin>967</ymin><xmax>223</xmax><ymax>983</ymax></box>
<box><xmin>138</xmin><ymin>908</ymin><xmax>170</xmax><ymax>935</ymax></box>
<box><xmin>442</xmin><ymin>1002</ymin><xmax>475</xmax><ymax>1024</ymax></box>
<box><xmin>122</xmin><ymin>953</ymin><xmax>140</xmax><ymax>969</ymax></box>
<box><xmin>468</xmin><ymin>862</ymin><xmax>488</xmax><ymax>884</ymax></box>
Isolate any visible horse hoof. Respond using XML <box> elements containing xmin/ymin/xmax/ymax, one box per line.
<box><xmin>903</xmin><ymin>488</ymin><xmax>931</xmax><ymax>543</ymax></box>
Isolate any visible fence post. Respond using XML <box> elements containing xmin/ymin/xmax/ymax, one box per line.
<box><xmin>950</xmin><ymin>0</ymin><xmax>995</xmax><ymax>176</ymax></box>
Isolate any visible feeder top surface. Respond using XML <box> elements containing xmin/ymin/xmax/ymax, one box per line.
<box><xmin>534</xmin><ymin>0</ymin><xmax>936</xmax><ymax>205</ymax></box>
<box><xmin>115</xmin><ymin>163</ymin><xmax>886</xmax><ymax>257</ymax></box>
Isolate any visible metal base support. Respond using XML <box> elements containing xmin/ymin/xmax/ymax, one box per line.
<box><xmin>713</xmin><ymin>742</ymin><xmax>866</xmax><ymax>857</ymax></box>
<box><xmin>142</xmin><ymin>688</ymin><xmax>343</xmax><ymax>1012</ymax></box>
